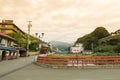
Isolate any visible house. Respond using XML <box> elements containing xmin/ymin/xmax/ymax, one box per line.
<box><xmin>0</xmin><ymin>32</ymin><xmax>17</xmax><ymax>61</ymax></box>
<box><xmin>70</xmin><ymin>43</ymin><xmax>84</xmax><ymax>53</ymax></box>
<box><xmin>0</xmin><ymin>20</ymin><xmax>27</xmax><ymax>57</ymax></box>
<box><xmin>39</xmin><ymin>42</ymin><xmax>54</xmax><ymax>54</ymax></box>
<box><xmin>14</xmin><ymin>45</ymin><xmax>26</xmax><ymax>57</ymax></box>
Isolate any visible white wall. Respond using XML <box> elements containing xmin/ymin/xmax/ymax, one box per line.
<box><xmin>75</xmin><ymin>43</ymin><xmax>84</xmax><ymax>51</ymax></box>
<box><xmin>1</xmin><ymin>38</ymin><xmax>14</xmax><ymax>47</ymax></box>
<box><xmin>1</xmin><ymin>38</ymin><xmax>6</xmax><ymax>46</ymax></box>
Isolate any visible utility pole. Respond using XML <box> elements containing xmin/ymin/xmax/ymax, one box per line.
<box><xmin>27</xmin><ymin>21</ymin><xmax>32</xmax><ymax>56</ymax></box>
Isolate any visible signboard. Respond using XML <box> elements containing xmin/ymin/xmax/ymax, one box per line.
<box><xmin>71</xmin><ymin>47</ymin><xmax>80</xmax><ymax>53</ymax></box>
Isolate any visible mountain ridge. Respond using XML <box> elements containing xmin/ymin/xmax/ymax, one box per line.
<box><xmin>49</xmin><ymin>41</ymin><xmax>70</xmax><ymax>53</ymax></box>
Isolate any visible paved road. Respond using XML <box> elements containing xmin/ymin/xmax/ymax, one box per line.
<box><xmin>0</xmin><ymin>56</ymin><xmax>35</xmax><ymax>78</ymax></box>
<box><xmin>0</xmin><ymin>62</ymin><xmax>120</xmax><ymax>80</ymax></box>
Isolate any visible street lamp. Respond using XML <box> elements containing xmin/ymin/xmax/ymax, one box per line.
<box><xmin>27</xmin><ymin>21</ymin><xmax>32</xmax><ymax>56</ymax></box>
<box><xmin>38</xmin><ymin>33</ymin><xmax>44</xmax><ymax>54</ymax></box>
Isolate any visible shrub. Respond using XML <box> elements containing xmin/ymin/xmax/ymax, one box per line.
<box><xmin>93</xmin><ymin>45</ymin><xmax>116</xmax><ymax>53</ymax></box>
<box><xmin>93</xmin><ymin>52</ymin><xmax>119</xmax><ymax>56</ymax></box>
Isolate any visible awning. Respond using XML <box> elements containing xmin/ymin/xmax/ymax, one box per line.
<box><xmin>15</xmin><ymin>47</ymin><xmax>26</xmax><ymax>51</ymax></box>
<box><xmin>0</xmin><ymin>45</ymin><xmax>16</xmax><ymax>51</ymax></box>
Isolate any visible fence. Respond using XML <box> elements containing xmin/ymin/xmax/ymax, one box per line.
<box><xmin>37</xmin><ymin>56</ymin><xmax>120</xmax><ymax>69</ymax></box>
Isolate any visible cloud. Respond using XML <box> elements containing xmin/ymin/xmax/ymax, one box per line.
<box><xmin>0</xmin><ymin>0</ymin><xmax>120</xmax><ymax>43</ymax></box>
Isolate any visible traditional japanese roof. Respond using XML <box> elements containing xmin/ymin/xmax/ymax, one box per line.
<box><xmin>0</xmin><ymin>32</ymin><xmax>15</xmax><ymax>41</ymax></box>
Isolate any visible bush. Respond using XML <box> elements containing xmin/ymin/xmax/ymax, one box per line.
<box><xmin>93</xmin><ymin>52</ymin><xmax>119</xmax><ymax>56</ymax></box>
<box><xmin>114</xmin><ymin>43</ymin><xmax>120</xmax><ymax>53</ymax></box>
<box><xmin>93</xmin><ymin>45</ymin><xmax>116</xmax><ymax>53</ymax></box>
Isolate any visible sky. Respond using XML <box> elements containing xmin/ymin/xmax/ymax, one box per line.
<box><xmin>0</xmin><ymin>0</ymin><xmax>120</xmax><ymax>43</ymax></box>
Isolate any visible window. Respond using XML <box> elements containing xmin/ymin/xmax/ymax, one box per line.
<box><xmin>7</xmin><ymin>40</ymin><xmax>11</xmax><ymax>46</ymax></box>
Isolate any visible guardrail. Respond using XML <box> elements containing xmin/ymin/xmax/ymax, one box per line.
<box><xmin>37</xmin><ymin>56</ymin><xmax>120</xmax><ymax>69</ymax></box>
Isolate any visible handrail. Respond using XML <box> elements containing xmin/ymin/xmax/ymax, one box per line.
<box><xmin>37</xmin><ymin>56</ymin><xmax>120</xmax><ymax>65</ymax></box>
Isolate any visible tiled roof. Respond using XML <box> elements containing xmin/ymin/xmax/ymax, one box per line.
<box><xmin>0</xmin><ymin>32</ymin><xmax>15</xmax><ymax>41</ymax></box>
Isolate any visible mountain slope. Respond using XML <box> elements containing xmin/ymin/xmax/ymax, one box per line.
<box><xmin>50</xmin><ymin>41</ymin><xmax>70</xmax><ymax>53</ymax></box>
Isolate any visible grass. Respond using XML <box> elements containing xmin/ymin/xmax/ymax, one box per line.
<box><xmin>48</xmin><ymin>52</ymin><xmax>120</xmax><ymax>56</ymax></box>
<box><xmin>48</xmin><ymin>53</ymin><xmax>92</xmax><ymax>57</ymax></box>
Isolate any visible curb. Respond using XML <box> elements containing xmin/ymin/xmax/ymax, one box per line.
<box><xmin>34</xmin><ymin>62</ymin><xmax>120</xmax><ymax>69</ymax></box>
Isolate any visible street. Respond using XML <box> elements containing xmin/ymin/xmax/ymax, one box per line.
<box><xmin>0</xmin><ymin>56</ymin><xmax>35</xmax><ymax>78</ymax></box>
<box><xmin>0</xmin><ymin>56</ymin><xmax>120</xmax><ymax>80</ymax></box>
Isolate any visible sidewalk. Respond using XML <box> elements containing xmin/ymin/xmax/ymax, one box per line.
<box><xmin>0</xmin><ymin>56</ymin><xmax>35</xmax><ymax>78</ymax></box>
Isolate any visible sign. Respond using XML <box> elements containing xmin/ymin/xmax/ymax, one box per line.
<box><xmin>71</xmin><ymin>47</ymin><xmax>80</xmax><ymax>53</ymax></box>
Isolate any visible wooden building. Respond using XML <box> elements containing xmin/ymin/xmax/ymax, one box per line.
<box><xmin>0</xmin><ymin>32</ymin><xmax>18</xmax><ymax>60</ymax></box>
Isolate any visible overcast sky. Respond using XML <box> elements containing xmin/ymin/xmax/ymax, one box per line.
<box><xmin>0</xmin><ymin>0</ymin><xmax>120</xmax><ymax>43</ymax></box>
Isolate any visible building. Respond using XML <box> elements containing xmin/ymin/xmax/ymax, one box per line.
<box><xmin>0</xmin><ymin>20</ymin><xmax>28</xmax><ymax>58</ymax></box>
<box><xmin>14</xmin><ymin>45</ymin><xmax>26</xmax><ymax>57</ymax></box>
<box><xmin>0</xmin><ymin>20</ymin><xmax>26</xmax><ymax>39</ymax></box>
<box><xmin>70</xmin><ymin>43</ymin><xmax>84</xmax><ymax>53</ymax></box>
<box><xmin>40</xmin><ymin>42</ymin><xmax>52</xmax><ymax>54</ymax></box>
<box><xmin>0</xmin><ymin>32</ymin><xmax>18</xmax><ymax>61</ymax></box>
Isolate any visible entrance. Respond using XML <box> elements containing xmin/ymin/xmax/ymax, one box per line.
<box><xmin>1</xmin><ymin>51</ymin><xmax>6</xmax><ymax>60</ymax></box>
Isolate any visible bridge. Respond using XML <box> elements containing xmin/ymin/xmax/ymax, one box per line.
<box><xmin>0</xmin><ymin>55</ymin><xmax>120</xmax><ymax>80</ymax></box>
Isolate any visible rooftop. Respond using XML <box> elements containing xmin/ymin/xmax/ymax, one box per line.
<box><xmin>0</xmin><ymin>32</ymin><xmax>15</xmax><ymax>41</ymax></box>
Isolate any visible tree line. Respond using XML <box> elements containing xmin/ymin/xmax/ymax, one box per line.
<box><xmin>75</xmin><ymin>27</ymin><xmax>120</xmax><ymax>54</ymax></box>
<box><xmin>8</xmin><ymin>33</ymin><xmax>39</xmax><ymax>51</ymax></box>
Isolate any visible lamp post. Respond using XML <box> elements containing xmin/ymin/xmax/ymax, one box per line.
<box><xmin>38</xmin><ymin>33</ymin><xmax>44</xmax><ymax>54</ymax></box>
<box><xmin>27</xmin><ymin>21</ymin><xmax>32</xmax><ymax>56</ymax></box>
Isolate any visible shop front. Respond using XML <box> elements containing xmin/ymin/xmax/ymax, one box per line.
<box><xmin>0</xmin><ymin>45</ymin><xmax>18</xmax><ymax>61</ymax></box>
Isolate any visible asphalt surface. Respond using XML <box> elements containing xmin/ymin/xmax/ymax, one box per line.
<box><xmin>0</xmin><ymin>56</ymin><xmax>35</xmax><ymax>78</ymax></box>
<box><xmin>0</xmin><ymin>62</ymin><xmax>120</xmax><ymax>80</ymax></box>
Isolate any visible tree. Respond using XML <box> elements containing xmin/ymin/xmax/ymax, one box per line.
<box><xmin>29</xmin><ymin>36</ymin><xmax>38</xmax><ymax>51</ymax></box>
<box><xmin>99</xmin><ymin>35</ymin><xmax>120</xmax><ymax>45</ymax></box>
<box><xmin>8</xmin><ymin>33</ymin><xmax>27</xmax><ymax>47</ymax></box>
<box><xmin>115</xmin><ymin>43</ymin><xmax>120</xmax><ymax>53</ymax></box>
<box><xmin>75</xmin><ymin>27</ymin><xmax>110</xmax><ymax>50</ymax></box>
<box><xmin>91</xmin><ymin>27</ymin><xmax>109</xmax><ymax>39</ymax></box>
<box><xmin>93</xmin><ymin>45</ymin><xmax>116</xmax><ymax>53</ymax></box>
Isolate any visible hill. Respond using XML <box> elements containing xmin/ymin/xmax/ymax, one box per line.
<box><xmin>50</xmin><ymin>41</ymin><xmax>70</xmax><ymax>54</ymax></box>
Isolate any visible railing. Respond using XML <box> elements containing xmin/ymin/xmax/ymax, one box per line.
<box><xmin>37</xmin><ymin>56</ymin><xmax>120</xmax><ymax>66</ymax></box>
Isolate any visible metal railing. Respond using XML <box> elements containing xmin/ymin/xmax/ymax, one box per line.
<box><xmin>37</xmin><ymin>56</ymin><xmax>120</xmax><ymax>68</ymax></box>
